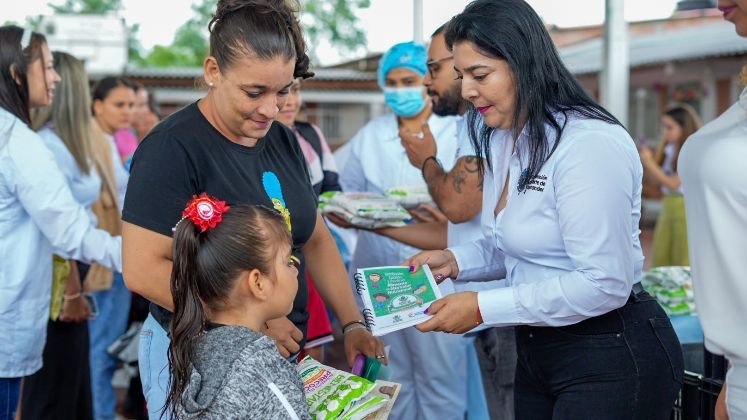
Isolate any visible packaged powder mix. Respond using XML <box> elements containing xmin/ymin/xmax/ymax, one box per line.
<box><xmin>297</xmin><ymin>356</ymin><xmax>388</xmax><ymax>420</ymax></box>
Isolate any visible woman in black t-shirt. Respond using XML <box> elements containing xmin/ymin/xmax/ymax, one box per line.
<box><xmin>121</xmin><ymin>1</ymin><xmax>384</xmax><ymax>418</ymax></box>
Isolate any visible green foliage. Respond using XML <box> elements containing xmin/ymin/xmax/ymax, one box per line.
<box><xmin>140</xmin><ymin>0</ymin><xmax>370</xmax><ymax>68</ymax></box>
<box><xmin>141</xmin><ymin>45</ymin><xmax>198</xmax><ymax>67</ymax></box>
<box><xmin>140</xmin><ymin>0</ymin><xmax>212</xmax><ymax>67</ymax></box>
<box><xmin>302</xmin><ymin>0</ymin><xmax>370</xmax><ymax>62</ymax></box>
<box><xmin>127</xmin><ymin>22</ymin><xmax>144</xmax><ymax>64</ymax></box>
<box><xmin>48</xmin><ymin>0</ymin><xmax>122</xmax><ymax>14</ymax></box>
<box><xmin>3</xmin><ymin>16</ymin><xmax>44</xmax><ymax>31</ymax></box>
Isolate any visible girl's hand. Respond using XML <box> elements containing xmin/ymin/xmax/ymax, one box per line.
<box><xmin>59</xmin><ymin>295</ymin><xmax>91</xmax><ymax>323</ymax></box>
<box><xmin>403</xmin><ymin>250</ymin><xmax>459</xmax><ymax>283</ymax></box>
<box><xmin>343</xmin><ymin>327</ymin><xmax>387</xmax><ymax>367</ymax></box>
<box><xmin>415</xmin><ymin>292</ymin><xmax>481</xmax><ymax>334</ymax></box>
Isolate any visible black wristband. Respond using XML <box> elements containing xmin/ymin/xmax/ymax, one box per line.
<box><xmin>421</xmin><ymin>155</ymin><xmax>441</xmax><ymax>178</ymax></box>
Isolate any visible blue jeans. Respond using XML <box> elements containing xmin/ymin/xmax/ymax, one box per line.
<box><xmin>139</xmin><ymin>313</ymin><xmax>171</xmax><ymax>419</ymax></box>
<box><xmin>88</xmin><ymin>272</ymin><xmax>131</xmax><ymax>420</ymax></box>
<box><xmin>514</xmin><ymin>292</ymin><xmax>683</xmax><ymax>419</ymax></box>
<box><xmin>0</xmin><ymin>378</ymin><xmax>20</xmax><ymax>420</ymax></box>
<box><xmin>465</xmin><ymin>337</ymin><xmax>490</xmax><ymax>420</ymax></box>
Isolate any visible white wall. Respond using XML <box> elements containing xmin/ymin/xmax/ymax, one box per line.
<box><xmin>40</xmin><ymin>14</ymin><xmax>127</xmax><ymax>76</ymax></box>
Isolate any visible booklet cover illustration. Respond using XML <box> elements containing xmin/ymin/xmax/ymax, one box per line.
<box><xmin>354</xmin><ymin>265</ymin><xmax>441</xmax><ymax>336</ymax></box>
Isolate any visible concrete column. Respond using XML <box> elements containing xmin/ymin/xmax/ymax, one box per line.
<box><xmin>601</xmin><ymin>0</ymin><xmax>629</xmax><ymax>127</ymax></box>
<box><xmin>634</xmin><ymin>87</ymin><xmax>648</xmax><ymax>141</ymax></box>
<box><xmin>700</xmin><ymin>65</ymin><xmax>717</xmax><ymax>123</ymax></box>
<box><xmin>413</xmin><ymin>0</ymin><xmax>424</xmax><ymax>43</ymax></box>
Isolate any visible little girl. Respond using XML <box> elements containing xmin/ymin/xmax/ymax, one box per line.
<box><xmin>640</xmin><ymin>104</ymin><xmax>701</xmax><ymax>267</ymax></box>
<box><xmin>165</xmin><ymin>194</ymin><xmax>310</xmax><ymax>419</ymax></box>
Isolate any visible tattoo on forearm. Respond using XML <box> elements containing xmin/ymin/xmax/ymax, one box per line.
<box><xmin>452</xmin><ymin>170</ymin><xmax>466</xmax><ymax>193</ymax></box>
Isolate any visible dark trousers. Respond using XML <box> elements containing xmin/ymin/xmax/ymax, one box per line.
<box><xmin>474</xmin><ymin>327</ymin><xmax>517</xmax><ymax>420</ymax></box>
<box><xmin>21</xmin><ymin>319</ymin><xmax>93</xmax><ymax>420</ymax></box>
<box><xmin>514</xmin><ymin>291</ymin><xmax>683</xmax><ymax>420</ymax></box>
<box><xmin>0</xmin><ymin>378</ymin><xmax>21</xmax><ymax>420</ymax></box>
<box><xmin>21</xmin><ymin>262</ymin><xmax>93</xmax><ymax>420</ymax></box>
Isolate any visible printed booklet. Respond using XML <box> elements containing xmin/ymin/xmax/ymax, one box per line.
<box><xmin>353</xmin><ymin>265</ymin><xmax>441</xmax><ymax>336</ymax></box>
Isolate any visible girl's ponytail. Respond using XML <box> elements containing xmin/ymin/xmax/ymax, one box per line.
<box><xmin>165</xmin><ymin>222</ymin><xmax>205</xmax><ymax>419</ymax></box>
<box><xmin>162</xmin><ymin>196</ymin><xmax>293</xmax><ymax>418</ymax></box>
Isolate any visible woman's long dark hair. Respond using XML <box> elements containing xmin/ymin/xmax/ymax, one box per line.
<box><xmin>91</xmin><ymin>76</ymin><xmax>135</xmax><ymax>112</ymax></box>
<box><xmin>165</xmin><ymin>204</ymin><xmax>292</xmax><ymax>419</ymax></box>
<box><xmin>32</xmin><ymin>52</ymin><xmax>94</xmax><ymax>174</ymax></box>
<box><xmin>445</xmin><ymin>0</ymin><xmax>623</xmax><ymax>192</ymax></box>
<box><xmin>208</xmin><ymin>0</ymin><xmax>313</xmax><ymax>80</ymax></box>
<box><xmin>0</xmin><ymin>26</ymin><xmax>47</xmax><ymax>125</ymax></box>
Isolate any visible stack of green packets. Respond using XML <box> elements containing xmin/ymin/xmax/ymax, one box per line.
<box><xmin>318</xmin><ymin>191</ymin><xmax>411</xmax><ymax>229</ymax></box>
<box><xmin>641</xmin><ymin>266</ymin><xmax>696</xmax><ymax>316</ymax></box>
<box><xmin>385</xmin><ymin>185</ymin><xmax>434</xmax><ymax>209</ymax></box>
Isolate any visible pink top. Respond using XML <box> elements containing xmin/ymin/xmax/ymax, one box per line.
<box><xmin>113</xmin><ymin>129</ymin><xmax>138</xmax><ymax>162</ymax></box>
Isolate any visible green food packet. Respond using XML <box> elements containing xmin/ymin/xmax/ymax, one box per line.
<box><xmin>49</xmin><ymin>255</ymin><xmax>70</xmax><ymax>321</ymax></box>
<box><xmin>297</xmin><ymin>356</ymin><xmax>388</xmax><ymax>420</ymax></box>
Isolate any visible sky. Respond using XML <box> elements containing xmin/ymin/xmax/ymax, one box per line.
<box><xmin>5</xmin><ymin>0</ymin><xmax>681</xmax><ymax>65</ymax></box>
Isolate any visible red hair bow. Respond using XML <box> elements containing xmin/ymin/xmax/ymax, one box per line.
<box><xmin>182</xmin><ymin>193</ymin><xmax>230</xmax><ymax>232</ymax></box>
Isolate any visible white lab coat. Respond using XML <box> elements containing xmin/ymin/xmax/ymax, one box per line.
<box><xmin>340</xmin><ymin>112</ymin><xmax>469</xmax><ymax>420</ymax></box>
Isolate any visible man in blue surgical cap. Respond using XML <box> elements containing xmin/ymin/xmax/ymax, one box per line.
<box><xmin>332</xmin><ymin>41</ymin><xmax>469</xmax><ymax>420</ymax></box>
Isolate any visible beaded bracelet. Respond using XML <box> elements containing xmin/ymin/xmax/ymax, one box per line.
<box><xmin>343</xmin><ymin>325</ymin><xmax>368</xmax><ymax>335</ymax></box>
<box><xmin>342</xmin><ymin>319</ymin><xmax>367</xmax><ymax>333</ymax></box>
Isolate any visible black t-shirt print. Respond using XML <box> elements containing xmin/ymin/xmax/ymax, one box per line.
<box><xmin>122</xmin><ymin>102</ymin><xmax>318</xmax><ymax>343</ymax></box>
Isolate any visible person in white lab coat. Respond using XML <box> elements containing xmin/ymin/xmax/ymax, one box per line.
<box><xmin>335</xmin><ymin>41</ymin><xmax>470</xmax><ymax>420</ymax></box>
<box><xmin>679</xmin><ymin>1</ymin><xmax>747</xmax><ymax>417</ymax></box>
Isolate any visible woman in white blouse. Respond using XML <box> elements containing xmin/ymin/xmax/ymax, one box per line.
<box><xmin>0</xmin><ymin>26</ymin><xmax>121</xmax><ymax>420</ymax></box>
<box><xmin>679</xmin><ymin>1</ymin><xmax>747</xmax><ymax>417</ymax></box>
<box><xmin>406</xmin><ymin>1</ymin><xmax>683</xmax><ymax>418</ymax></box>
<box><xmin>21</xmin><ymin>51</ymin><xmax>98</xmax><ymax>420</ymax></box>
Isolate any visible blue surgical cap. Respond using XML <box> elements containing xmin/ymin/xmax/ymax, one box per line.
<box><xmin>377</xmin><ymin>41</ymin><xmax>427</xmax><ymax>87</ymax></box>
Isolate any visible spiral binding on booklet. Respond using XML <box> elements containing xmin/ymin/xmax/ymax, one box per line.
<box><xmin>353</xmin><ymin>273</ymin><xmax>376</xmax><ymax>329</ymax></box>
<box><xmin>362</xmin><ymin>309</ymin><xmax>375</xmax><ymax>329</ymax></box>
<box><xmin>353</xmin><ymin>272</ymin><xmax>366</xmax><ymax>296</ymax></box>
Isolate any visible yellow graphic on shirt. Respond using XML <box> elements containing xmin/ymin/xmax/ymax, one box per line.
<box><xmin>262</xmin><ymin>172</ymin><xmax>292</xmax><ymax>232</ymax></box>
<box><xmin>271</xmin><ymin>198</ymin><xmax>292</xmax><ymax>232</ymax></box>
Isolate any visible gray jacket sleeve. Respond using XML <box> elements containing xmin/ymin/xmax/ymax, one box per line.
<box><xmin>190</xmin><ymin>347</ymin><xmax>310</xmax><ymax>420</ymax></box>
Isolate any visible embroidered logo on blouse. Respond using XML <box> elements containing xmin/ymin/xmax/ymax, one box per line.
<box><xmin>518</xmin><ymin>169</ymin><xmax>548</xmax><ymax>193</ymax></box>
<box><xmin>262</xmin><ymin>171</ymin><xmax>292</xmax><ymax>232</ymax></box>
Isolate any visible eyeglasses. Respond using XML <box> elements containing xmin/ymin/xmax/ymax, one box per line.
<box><xmin>426</xmin><ymin>56</ymin><xmax>454</xmax><ymax>78</ymax></box>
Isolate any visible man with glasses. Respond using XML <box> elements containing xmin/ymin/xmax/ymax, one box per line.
<box><xmin>366</xmin><ymin>24</ymin><xmax>516</xmax><ymax>419</ymax></box>
<box><xmin>399</xmin><ymin>24</ymin><xmax>518</xmax><ymax>420</ymax></box>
